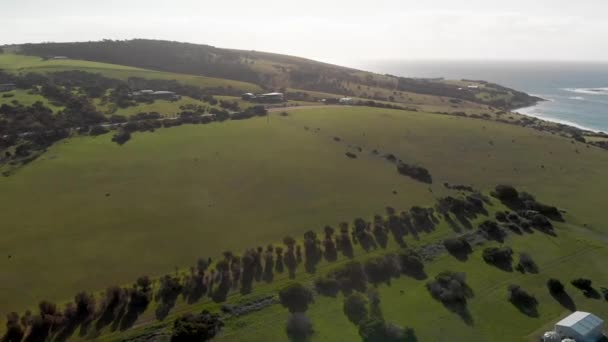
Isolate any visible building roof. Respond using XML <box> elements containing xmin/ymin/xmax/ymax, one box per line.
<box><xmin>260</xmin><ymin>92</ymin><xmax>283</xmax><ymax>96</ymax></box>
<box><xmin>556</xmin><ymin>311</ymin><xmax>603</xmax><ymax>336</ymax></box>
<box><xmin>151</xmin><ymin>91</ymin><xmax>175</xmax><ymax>95</ymax></box>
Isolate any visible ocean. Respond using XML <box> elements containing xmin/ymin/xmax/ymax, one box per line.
<box><xmin>358</xmin><ymin>60</ymin><xmax>608</xmax><ymax>132</ymax></box>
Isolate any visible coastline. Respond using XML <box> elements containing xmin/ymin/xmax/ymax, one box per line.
<box><xmin>513</xmin><ymin>97</ymin><xmax>604</xmax><ymax>134</ymax></box>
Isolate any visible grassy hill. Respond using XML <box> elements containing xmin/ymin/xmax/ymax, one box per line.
<box><xmin>11</xmin><ymin>39</ymin><xmax>540</xmax><ymax>110</ymax></box>
<box><xmin>0</xmin><ymin>53</ymin><xmax>262</xmax><ymax>93</ymax></box>
<box><xmin>2</xmin><ymin>106</ymin><xmax>608</xmax><ymax>341</ymax></box>
<box><xmin>1</xmin><ymin>44</ymin><xmax>608</xmax><ymax>342</ymax></box>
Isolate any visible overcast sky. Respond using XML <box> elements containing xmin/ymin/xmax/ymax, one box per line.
<box><xmin>2</xmin><ymin>0</ymin><xmax>608</xmax><ymax>66</ymax></box>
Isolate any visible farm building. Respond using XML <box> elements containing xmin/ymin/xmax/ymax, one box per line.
<box><xmin>241</xmin><ymin>93</ymin><xmax>256</xmax><ymax>100</ymax></box>
<box><xmin>132</xmin><ymin>90</ymin><xmax>178</xmax><ymax>100</ymax></box>
<box><xmin>339</xmin><ymin>97</ymin><xmax>354</xmax><ymax>104</ymax></box>
<box><xmin>0</xmin><ymin>83</ymin><xmax>16</xmax><ymax>92</ymax></box>
<box><xmin>256</xmin><ymin>92</ymin><xmax>284</xmax><ymax>103</ymax></box>
<box><xmin>544</xmin><ymin>311</ymin><xmax>604</xmax><ymax>342</ymax></box>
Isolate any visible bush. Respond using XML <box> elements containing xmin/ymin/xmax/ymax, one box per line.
<box><xmin>314</xmin><ymin>276</ymin><xmax>339</xmax><ymax>297</ymax></box>
<box><xmin>331</xmin><ymin>261</ymin><xmax>368</xmax><ymax>293</ymax></box>
<box><xmin>493</xmin><ymin>185</ymin><xmax>519</xmax><ymax>202</ymax></box>
<box><xmin>571</xmin><ymin>278</ymin><xmax>593</xmax><ymax>291</ymax></box>
<box><xmin>89</xmin><ymin>125</ymin><xmax>109</xmax><ymax>136</ymax></box>
<box><xmin>478</xmin><ymin>220</ymin><xmax>505</xmax><ymax>241</ymax></box>
<box><xmin>398</xmin><ymin>249</ymin><xmax>425</xmax><ymax>277</ymax></box>
<box><xmin>112</xmin><ymin>130</ymin><xmax>131</xmax><ymax>145</ymax></box>
<box><xmin>517</xmin><ymin>253</ymin><xmax>538</xmax><ymax>273</ymax></box>
<box><xmin>343</xmin><ymin>293</ymin><xmax>369</xmax><ymax>325</ymax></box>
<box><xmin>495</xmin><ymin>211</ymin><xmax>507</xmax><ymax>222</ymax></box>
<box><xmin>286</xmin><ymin>313</ymin><xmax>313</xmax><ymax>342</ymax></box>
<box><xmin>171</xmin><ymin>310</ymin><xmax>224</xmax><ymax>342</ymax></box>
<box><xmin>547</xmin><ymin>279</ymin><xmax>564</xmax><ymax>294</ymax></box>
<box><xmin>396</xmin><ymin>162</ymin><xmax>432</xmax><ymax>183</ymax></box>
<box><xmin>443</xmin><ymin>237</ymin><xmax>471</xmax><ymax>256</ymax></box>
<box><xmin>279</xmin><ymin>282</ymin><xmax>314</xmax><ymax>313</ymax></box>
<box><xmin>507</xmin><ymin>285</ymin><xmax>538</xmax><ymax>316</ymax></box>
<box><xmin>426</xmin><ymin>271</ymin><xmax>471</xmax><ymax>304</ymax></box>
<box><xmin>482</xmin><ymin>247</ymin><xmax>513</xmax><ymax>268</ymax></box>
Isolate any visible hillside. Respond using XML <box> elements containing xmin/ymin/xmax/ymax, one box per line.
<box><xmin>2</xmin><ymin>44</ymin><xmax>608</xmax><ymax>342</ymax></box>
<box><xmin>12</xmin><ymin>39</ymin><xmax>540</xmax><ymax>110</ymax></box>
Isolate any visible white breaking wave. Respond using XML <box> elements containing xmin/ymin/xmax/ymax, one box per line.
<box><xmin>516</xmin><ymin>106</ymin><xmax>601</xmax><ymax>133</ymax></box>
<box><xmin>563</xmin><ymin>87</ymin><xmax>608</xmax><ymax>95</ymax></box>
<box><xmin>569</xmin><ymin>96</ymin><xmax>586</xmax><ymax>101</ymax></box>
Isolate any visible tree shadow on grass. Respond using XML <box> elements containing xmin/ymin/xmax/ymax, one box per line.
<box><xmin>454</xmin><ymin>214</ymin><xmax>473</xmax><ymax>230</ymax></box>
<box><xmin>584</xmin><ymin>288</ymin><xmax>602</xmax><ymax>300</ymax></box>
<box><xmin>444</xmin><ymin>301</ymin><xmax>474</xmax><ymax>326</ymax></box>
<box><xmin>551</xmin><ymin>291</ymin><xmax>576</xmax><ymax>312</ymax></box>
<box><xmin>445</xmin><ymin>215</ymin><xmax>462</xmax><ymax>234</ymax></box>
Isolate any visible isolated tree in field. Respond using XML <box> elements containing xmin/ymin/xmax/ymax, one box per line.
<box><xmin>279</xmin><ymin>282</ymin><xmax>314</xmax><ymax>313</ymax></box>
<box><xmin>547</xmin><ymin>279</ymin><xmax>565</xmax><ymax>294</ymax></box>
<box><xmin>285</xmin><ymin>313</ymin><xmax>314</xmax><ymax>342</ymax></box>
<box><xmin>343</xmin><ymin>292</ymin><xmax>369</xmax><ymax>325</ymax></box>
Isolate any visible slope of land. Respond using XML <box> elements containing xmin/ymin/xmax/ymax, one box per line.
<box><xmin>2</xmin><ymin>106</ymin><xmax>608</xmax><ymax>341</ymax></box>
<box><xmin>10</xmin><ymin>39</ymin><xmax>540</xmax><ymax>110</ymax></box>
<box><xmin>1</xmin><ymin>46</ymin><xmax>608</xmax><ymax>342</ymax></box>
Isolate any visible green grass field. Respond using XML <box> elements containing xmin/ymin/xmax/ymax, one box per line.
<box><xmin>0</xmin><ymin>54</ymin><xmax>262</xmax><ymax>93</ymax></box>
<box><xmin>2</xmin><ymin>106</ymin><xmax>608</xmax><ymax>341</ymax></box>
<box><xmin>0</xmin><ymin>89</ymin><xmax>64</xmax><ymax>112</ymax></box>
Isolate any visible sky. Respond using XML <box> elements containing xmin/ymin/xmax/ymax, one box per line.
<box><xmin>2</xmin><ymin>0</ymin><xmax>608</xmax><ymax>66</ymax></box>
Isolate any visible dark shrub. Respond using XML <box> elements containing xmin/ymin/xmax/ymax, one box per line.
<box><xmin>478</xmin><ymin>220</ymin><xmax>505</xmax><ymax>241</ymax></box>
<box><xmin>314</xmin><ymin>277</ymin><xmax>339</xmax><ymax>297</ymax></box>
<box><xmin>571</xmin><ymin>278</ymin><xmax>593</xmax><ymax>291</ymax></box>
<box><xmin>345</xmin><ymin>152</ymin><xmax>357</xmax><ymax>159</ymax></box>
<box><xmin>364</xmin><ymin>254</ymin><xmax>400</xmax><ymax>284</ymax></box>
<box><xmin>332</xmin><ymin>261</ymin><xmax>368</xmax><ymax>293</ymax></box>
<box><xmin>398</xmin><ymin>249</ymin><xmax>425</xmax><ymax>278</ymax></box>
<box><xmin>482</xmin><ymin>246</ymin><xmax>513</xmax><ymax>269</ymax></box>
<box><xmin>396</xmin><ymin>162</ymin><xmax>432</xmax><ymax>183</ymax></box>
<box><xmin>426</xmin><ymin>271</ymin><xmax>472</xmax><ymax>304</ymax></box>
<box><xmin>507</xmin><ymin>285</ymin><xmax>538</xmax><ymax>316</ymax></box>
<box><xmin>171</xmin><ymin>310</ymin><xmax>224</xmax><ymax>342</ymax></box>
<box><xmin>279</xmin><ymin>282</ymin><xmax>314</xmax><ymax>313</ymax></box>
<box><xmin>343</xmin><ymin>293</ymin><xmax>368</xmax><ymax>325</ymax></box>
<box><xmin>443</xmin><ymin>237</ymin><xmax>471</xmax><ymax>256</ymax></box>
<box><xmin>517</xmin><ymin>253</ymin><xmax>538</xmax><ymax>273</ymax></box>
<box><xmin>286</xmin><ymin>313</ymin><xmax>313</xmax><ymax>342</ymax></box>
<box><xmin>495</xmin><ymin>212</ymin><xmax>507</xmax><ymax>222</ymax></box>
<box><xmin>89</xmin><ymin>125</ymin><xmax>110</xmax><ymax>136</ymax></box>
<box><xmin>493</xmin><ymin>185</ymin><xmax>519</xmax><ymax>202</ymax></box>
<box><xmin>112</xmin><ymin>130</ymin><xmax>131</xmax><ymax>145</ymax></box>
<box><xmin>547</xmin><ymin>279</ymin><xmax>564</xmax><ymax>294</ymax></box>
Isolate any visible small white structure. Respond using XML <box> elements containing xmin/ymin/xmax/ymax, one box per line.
<box><xmin>542</xmin><ymin>331</ymin><xmax>560</xmax><ymax>342</ymax></box>
<box><xmin>554</xmin><ymin>311</ymin><xmax>604</xmax><ymax>342</ymax></box>
<box><xmin>339</xmin><ymin>97</ymin><xmax>354</xmax><ymax>105</ymax></box>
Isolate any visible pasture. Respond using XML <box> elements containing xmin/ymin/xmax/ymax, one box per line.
<box><xmin>2</xmin><ymin>106</ymin><xmax>608</xmax><ymax>341</ymax></box>
<box><xmin>0</xmin><ymin>54</ymin><xmax>262</xmax><ymax>93</ymax></box>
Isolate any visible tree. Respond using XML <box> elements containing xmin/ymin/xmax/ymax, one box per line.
<box><xmin>343</xmin><ymin>293</ymin><xmax>369</xmax><ymax>325</ymax></box>
<box><xmin>74</xmin><ymin>291</ymin><xmax>96</xmax><ymax>322</ymax></box>
<box><xmin>279</xmin><ymin>282</ymin><xmax>314</xmax><ymax>313</ymax></box>
<box><xmin>285</xmin><ymin>313</ymin><xmax>314</xmax><ymax>342</ymax></box>
<box><xmin>171</xmin><ymin>310</ymin><xmax>224</xmax><ymax>341</ymax></box>
<box><xmin>547</xmin><ymin>279</ymin><xmax>564</xmax><ymax>294</ymax></box>
<box><xmin>571</xmin><ymin>278</ymin><xmax>593</xmax><ymax>292</ymax></box>
<box><xmin>3</xmin><ymin>312</ymin><xmax>25</xmax><ymax>342</ymax></box>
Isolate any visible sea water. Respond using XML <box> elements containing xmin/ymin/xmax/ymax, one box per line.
<box><xmin>358</xmin><ymin>60</ymin><xmax>608</xmax><ymax>132</ymax></box>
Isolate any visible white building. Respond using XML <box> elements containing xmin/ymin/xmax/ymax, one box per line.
<box><xmin>554</xmin><ymin>311</ymin><xmax>604</xmax><ymax>342</ymax></box>
<box><xmin>339</xmin><ymin>97</ymin><xmax>354</xmax><ymax>105</ymax></box>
